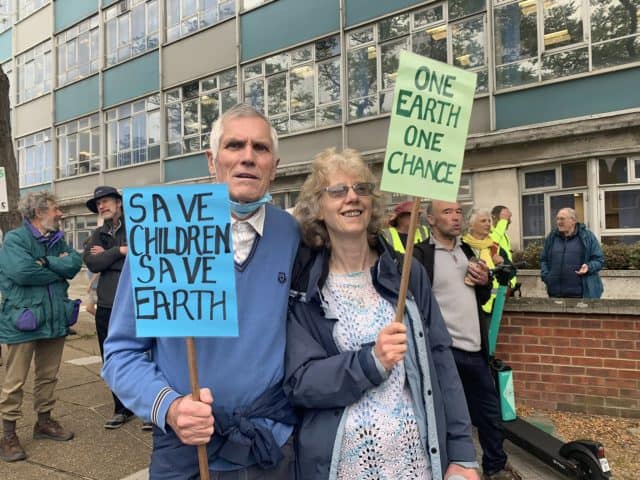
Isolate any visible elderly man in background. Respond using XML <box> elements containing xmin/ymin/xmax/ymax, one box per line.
<box><xmin>0</xmin><ymin>192</ymin><xmax>82</xmax><ymax>462</ymax></box>
<box><xmin>102</xmin><ymin>104</ymin><xmax>299</xmax><ymax>479</ymax></box>
<box><xmin>541</xmin><ymin>207</ymin><xmax>604</xmax><ymax>298</ymax></box>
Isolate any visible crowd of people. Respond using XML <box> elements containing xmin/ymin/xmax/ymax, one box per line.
<box><xmin>0</xmin><ymin>104</ymin><xmax>605</xmax><ymax>479</ymax></box>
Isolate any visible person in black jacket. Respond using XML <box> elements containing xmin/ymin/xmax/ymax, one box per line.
<box><xmin>413</xmin><ymin>200</ymin><xmax>522</xmax><ymax>480</ymax></box>
<box><xmin>83</xmin><ymin>186</ymin><xmax>133</xmax><ymax>429</ymax></box>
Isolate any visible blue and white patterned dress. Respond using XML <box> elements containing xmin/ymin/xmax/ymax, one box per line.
<box><xmin>323</xmin><ymin>270</ymin><xmax>431</xmax><ymax>480</ymax></box>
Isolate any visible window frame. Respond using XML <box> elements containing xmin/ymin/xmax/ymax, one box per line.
<box><xmin>165</xmin><ymin>0</ymin><xmax>235</xmax><ymax>43</ymax></box>
<box><xmin>16</xmin><ymin>40</ymin><xmax>52</xmax><ymax>104</ymax></box>
<box><xmin>56</xmin><ymin>15</ymin><xmax>100</xmax><ymax>87</ymax></box>
<box><xmin>104</xmin><ymin>0</ymin><xmax>159</xmax><ymax>68</ymax></box>
<box><xmin>56</xmin><ymin>113</ymin><xmax>101</xmax><ymax>179</ymax></box>
<box><xmin>16</xmin><ymin>129</ymin><xmax>53</xmax><ymax>187</ymax></box>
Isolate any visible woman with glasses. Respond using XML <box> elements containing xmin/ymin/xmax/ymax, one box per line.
<box><xmin>285</xmin><ymin>148</ymin><xmax>479</xmax><ymax>480</ymax></box>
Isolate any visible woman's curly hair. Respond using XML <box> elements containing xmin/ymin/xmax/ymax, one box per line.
<box><xmin>293</xmin><ymin>148</ymin><xmax>385</xmax><ymax>250</ymax></box>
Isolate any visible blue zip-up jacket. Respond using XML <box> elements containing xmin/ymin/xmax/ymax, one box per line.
<box><xmin>0</xmin><ymin>222</ymin><xmax>82</xmax><ymax>344</ymax></box>
<box><xmin>540</xmin><ymin>223</ymin><xmax>604</xmax><ymax>299</ymax></box>
<box><xmin>285</xmin><ymin>239</ymin><xmax>476</xmax><ymax>480</ymax></box>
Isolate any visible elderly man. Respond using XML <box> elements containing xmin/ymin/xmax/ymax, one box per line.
<box><xmin>413</xmin><ymin>200</ymin><xmax>522</xmax><ymax>480</ymax></box>
<box><xmin>0</xmin><ymin>192</ymin><xmax>82</xmax><ymax>462</ymax></box>
<box><xmin>83</xmin><ymin>186</ymin><xmax>134</xmax><ymax>429</ymax></box>
<box><xmin>102</xmin><ymin>104</ymin><xmax>299</xmax><ymax>479</ymax></box>
<box><xmin>541</xmin><ymin>207</ymin><xmax>604</xmax><ymax>298</ymax></box>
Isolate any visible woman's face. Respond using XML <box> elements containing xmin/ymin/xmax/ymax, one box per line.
<box><xmin>318</xmin><ymin>170</ymin><xmax>373</xmax><ymax>243</ymax></box>
<box><xmin>470</xmin><ymin>213</ymin><xmax>491</xmax><ymax>238</ymax></box>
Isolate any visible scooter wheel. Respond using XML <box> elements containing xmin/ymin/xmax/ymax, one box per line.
<box><xmin>568</xmin><ymin>451</ymin><xmax>611</xmax><ymax>480</ymax></box>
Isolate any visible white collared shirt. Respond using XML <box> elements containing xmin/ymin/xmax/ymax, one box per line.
<box><xmin>231</xmin><ymin>205</ymin><xmax>266</xmax><ymax>264</ymax></box>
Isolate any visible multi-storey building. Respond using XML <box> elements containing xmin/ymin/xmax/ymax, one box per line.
<box><xmin>1</xmin><ymin>0</ymin><xmax>639</xmax><ymax>251</ymax></box>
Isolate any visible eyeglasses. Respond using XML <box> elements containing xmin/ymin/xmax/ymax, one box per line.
<box><xmin>322</xmin><ymin>182</ymin><xmax>375</xmax><ymax>199</ymax></box>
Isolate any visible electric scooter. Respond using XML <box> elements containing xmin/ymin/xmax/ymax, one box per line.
<box><xmin>488</xmin><ymin>264</ymin><xmax>612</xmax><ymax>480</ymax></box>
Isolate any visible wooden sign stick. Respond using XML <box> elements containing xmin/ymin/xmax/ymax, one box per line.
<box><xmin>393</xmin><ymin>197</ymin><xmax>423</xmax><ymax>323</ymax></box>
<box><xmin>186</xmin><ymin>337</ymin><xmax>210</xmax><ymax>480</ymax></box>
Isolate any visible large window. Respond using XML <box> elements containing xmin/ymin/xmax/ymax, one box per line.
<box><xmin>17</xmin><ymin>129</ymin><xmax>53</xmax><ymax>187</ymax></box>
<box><xmin>16</xmin><ymin>40</ymin><xmax>52</xmax><ymax>103</ymax></box>
<box><xmin>242</xmin><ymin>0</ymin><xmax>267</xmax><ymax>11</ymax></box>
<box><xmin>599</xmin><ymin>156</ymin><xmax>640</xmax><ymax>244</ymax></box>
<box><xmin>166</xmin><ymin>0</ymin><xmax>235</xmax><ymax>42</ymax></box>
<box><xmin>105</xmin><ymin>0</ymin><xmax>159</xmax><ymax>67</ymax></box>
<box><xmin>105</xmin><ymin>95</ymin><xmax>160</xmax><ymax>169</ymax></box>
<box><xmin>56</xmin><ymin>16</ymin><xmax>99</xmax><ymax>87</ymax></box>
<box><xmin>57</xmin><ymin>114</ymin><xmax>100</xmax><ymax>178</ymax></box>
<box><xmin>242</xmin><ymin>35</ymin><xmax>342</xmax><ymax>134</ymax></box>
<box><xmin>166</xmin><ymin>68</ymin><xmax>237</xmax><ymax>156</ymax></box>
<box><xmin>17</xmin><ymin>0</ymin><xmax>49</xmax><ymax>21</ymax></box>
<box><xmin>62</xmin><ymin>215</ymin><xmax>98</xmax><ymax>252</ymax></box>
<box><xmin>520</xmin><ymin>162</ymin><xmax>588</xmax><ymax>246</ymax></box>
<box><xmin>0</xmin><ymin>1</ymin><xmax>11</xmax><ymax>33</ymax></box>
<box><xmin>519</xmin><ymin>157</ymin><xmax>640</xmax><ymax>246</ymax></box>
<box><xmin>347</xmin><ymin>4</ymin><xmax>487</xmax><ymax>121</ymax></box>
<box><xmin>494</xmin><ymin>0</ymin><xmax>640</xmax><ymax>90</ymax></box>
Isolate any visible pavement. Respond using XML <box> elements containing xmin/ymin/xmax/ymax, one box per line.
<box><xmin>0</xmin><ymin>272</ymin><xmax>569</xmax><ymax>480</ymax></box>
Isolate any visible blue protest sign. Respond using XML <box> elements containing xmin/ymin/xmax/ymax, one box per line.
<box><xmin>123</xmin><ymin>184</ymin><xmax>238</xmax><ymax>338</ymax></box>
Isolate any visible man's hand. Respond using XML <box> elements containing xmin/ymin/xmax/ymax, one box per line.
<box><xmin>492</xmin><ymin>254</ymin><xmax>504</xmax><ymax>265</ymax></box>
<box><xmin>374</xmin><ymin>323</ymin><xmax>407</xmax><ymax>371</ymax></box>
<box><xmin>119</xmin><ymin>245</ymin><xmax>128</xmax><ymax>255</ymax></box>
<box><xmin>166</xmin><ymin>388</ymin><xmax>215</xmax><ymax>445</ymax></box>
<box><xmin>59</xmin><ymin>252</ymin><xmax>69</xmax><ymax>258</ymax></box>
<box><xmin>466</xmin><ymin>260</ymin><xmax>489</xmax><ymax>286</ymax></box>
<box><xmin>445</xmin><ymin>463</ymin><xmax>480</xmax><ymax>480</ymax></box>
<box><xmin>90</xmin><ymin>245</ymin><xmax>105</xmax><ymax>255</ymax></box>
<box><xmin>576</xmin><ymin>263</ymin><xmax>589</xmax><ymax>275</ymax></box>
<box><xmin>499</xmin><ymin>208</ymin><xmax>512</xmax><ymax>221</ymax></box>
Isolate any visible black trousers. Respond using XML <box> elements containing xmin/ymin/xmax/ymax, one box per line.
<box><xmin>95</xmin><ymin>306</ymin><xmax>133</xmax><ymax>416</ymax></box>
<box><xmin>451</xmin><ymin>348</ymin><xmax>508</xmax><ymax>475</ymax></box>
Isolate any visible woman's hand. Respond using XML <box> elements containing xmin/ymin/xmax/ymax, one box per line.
<box><xmin>374</xmin><ymin>323</ymin><xmax>407</xmax><ymax>371</ymax></box>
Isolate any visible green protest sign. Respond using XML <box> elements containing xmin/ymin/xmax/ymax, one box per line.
<box><xmin>381</xmin><ymin>50</ymin><xmax>477</xmax><ymax>201</ymax></box>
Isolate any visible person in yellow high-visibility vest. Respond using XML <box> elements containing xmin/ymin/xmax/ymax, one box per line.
<box><xmin>490</xmin><ymin>205</ymin><xmax>518</xmax><ymax>293</ymax></box>
<box><xmin>382</xmin><ymin>201</ymin><xmax>430</xmax><ymax>253</ymax></box>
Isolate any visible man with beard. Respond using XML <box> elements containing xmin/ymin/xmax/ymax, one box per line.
<box><xmin>83</xmin><ymin>186</ymin><xmax>134</xmax><ymax>429</ymax></box>
<box><xmin>0</xmin><ymin>192</ymin><xmax>81</xmax><ymax>462</ymax></box>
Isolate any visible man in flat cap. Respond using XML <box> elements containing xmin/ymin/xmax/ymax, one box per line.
<box><xmin>83</xmin><ymin>186</ymin><xmax>134</xmax><ymax>429</ymax></box>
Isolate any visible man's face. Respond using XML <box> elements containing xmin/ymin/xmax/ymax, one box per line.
<box><xmin>427</xmin><ymin>200</ymin><xmax>463</xmax><ymax>240</ymax></box>
<box><xmin>207</xmin><ymin>116</ymin><xmax>278</xmax><ymax>203</ymax></box>
<box><xmin>39</xmin><ymin>201</ymin><xmax>63</xmax><ymax>232</ymax></box>
<box><xmin>556</xmin><ymin>209</ymin><xmax>577</xmax><ymax>236</ymax></box>
<box><xmin>96</xmin><ymin>196</ymin><xmax>121</xmax><ymax>222</ymax></box>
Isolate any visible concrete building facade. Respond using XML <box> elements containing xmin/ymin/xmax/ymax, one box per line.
<box><xmin>0</xmin><ymin>0</ymin><xmax>639</xmax><ymax>251</ymax></box>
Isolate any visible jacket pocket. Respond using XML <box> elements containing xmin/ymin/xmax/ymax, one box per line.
<box><xmin>11</xmin><ymin>304</ymin><xmax>43</xmax><ymax>332</ymax></box>
<box><xmin>64</xmin><ymin>299</ymin><xmax>82</xmax><ymax>326</ymax></box>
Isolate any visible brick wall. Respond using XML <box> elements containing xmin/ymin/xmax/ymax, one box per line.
<box><xmin>495</xmin><ymin>303</ymin><xmax>640</xmax><ymax>418</ymax></box>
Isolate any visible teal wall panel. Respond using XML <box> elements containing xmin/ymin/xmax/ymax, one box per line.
<box><xmin>496</xmin><ymin>68</ymin><xmax>640</xmax><ymax>129</ymax></box>
<box><xmin>241</xmin><ymin>0</ymin><xmax>339</xmax><ymax>60</ymax></box>
<box><xmin>345</xmin><ymin>0</ymin><xmax>424</xmax><ymax>27</ymax></box>
<box><xmin>102</xmin><ymin>0</ymin><xmax>119</xmax><ymax>7</ymax></box>
<box><xmin>0</xmin><ymin>29</ymin><xmax>11</xmax><ymax>63</ymax></box>
<box><xmin>20</xmin><ymin>184</ymin><xmax>52</xmax><ymax>195</ymax></box>
<box><xmin>55</xmin><ymin>75</ymin><xmax>99</xmax><ymax>123</ymax></box>
<box><xmin>103</xmin><ymin>51</ymin><xmax>159</xmax><ymax>108</ymax></box>
<box><xmin>164</xmin><ymin>154</ymin><xmax>209</xmax><ymax>182</ymax></box>
<box><xmin>54</xmin><ymin>0</ymin><xmax>99</xmax><ymax>33</ymax></box>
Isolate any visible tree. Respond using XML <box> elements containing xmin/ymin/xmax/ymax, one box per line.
<box><xmin>0</xmin><ymin>63</ymin><xmax>21</xmax><ymax>236</ymax></box>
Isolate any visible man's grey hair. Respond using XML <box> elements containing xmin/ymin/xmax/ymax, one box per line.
<box><xmin>209</xmin><ymin>103</ymin><xmax>279</xmax><ymax>161</ymax></box>
<box><xmin>558</xmin><ymin>207</ymin><xmax>577</xmax><ymax>221</ymax></box>
<box><xmin>18</xmin><ymin>191</ymin><xmax>57</xmax><ymax>220</ymax></box>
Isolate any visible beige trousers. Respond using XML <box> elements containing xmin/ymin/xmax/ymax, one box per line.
<box><xmin>0</xmin><ymin>337</ymin><xmax>66</xmax><ymax>422</ymax></box>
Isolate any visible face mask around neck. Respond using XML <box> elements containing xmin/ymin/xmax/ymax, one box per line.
<box><xmin>229</xmin><ymin>193</ymin><xmax>272</xmax><ymax>217</ymax></box>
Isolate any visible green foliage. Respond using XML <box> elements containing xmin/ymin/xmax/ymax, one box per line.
<box><xmin>628</xmin><ymin>242</ymin><xmax>640</xmax><ymax>269</ymax></box>
<box><xmin>601</xmin><ymin>243</ymin><xmax>630</xmax><ymax>269</ymax></box>
<box><xmin>513</xmin><ymin>241</ymin><xmax>543</xmax><ymax>269</ymax></box>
